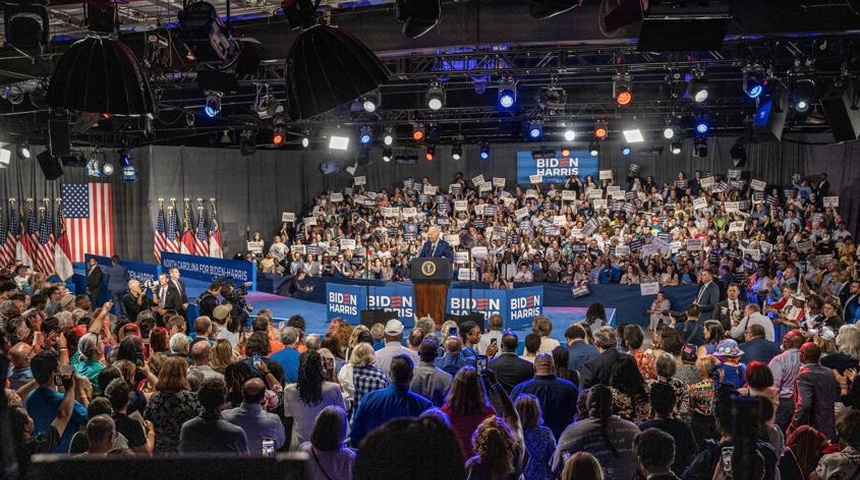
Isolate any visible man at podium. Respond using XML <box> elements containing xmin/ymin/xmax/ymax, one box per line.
<box><xmin>419</xmin><ymin>226</ymin><xmax>454</xmax><ymax>262</ymax></box>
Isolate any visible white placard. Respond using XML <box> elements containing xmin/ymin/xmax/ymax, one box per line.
<box><xmin>529</xmin><ymin>174</ymin><xmax>543</xmax><ymax>184</ymax></box>
<box><xmin>492</xmin><ymin>177</ymin><xmax>506</xmax><ymax>188</ymax></box>
<box><xmin>440</xmin><ymin>235</ymin><xmax>459</xmax><ymax>248</ymax></box>
<box><xmin>606</xmin><ymin>185</ymin><xmax>621</xmax><ymax>194</ymax></box>
<box><xmin>561</xmin><ymin>190</ymin><xmax>576</xmax><ymax>201</ymax></box>
<box><xmin>303</xmin><ymin>217</ymin><xmax>317</xmax><ymax>226</ymax></box>
<box><xmin>479</xmin><ymin>183</ymin><xmax>492</xmax><ymax>193</ymax></box>
<box><xmin>587</xmin><ymin>188</ymin><xmax>603</xmax><ymax>199</ymax></box>
<box><xmin>700</xmin><ymin>177</ymin><xmax>715</xmax><ymax>189</ymax></box>
<box><xmin>725</xmin><ymin>202</ymin><xmax>740</xmax><ymax>213</ymax></box>
<box><xmin>354</xmin><ymin>176</ymin><xmax>366</xmax><ymax>186</ymax></box>
<box><xmin>471</xmin><ymin>246</ymin><xmax>489</xmax><ymax>260</ymax></box>
<box><xmin>823</xmin><ymin>196</ymin><xmax>839</xmax><ymax>207</ymax></box>
<box><xmin>686</xmin><ymin>239</ymin><xmax>703</xmax><ymax>251</ymax></box>
<box><xmin>615</xmin><ymin>245</ymin><xmax>631</xmax><ymax>257</ymax></box>
<box><xmin>640</xmin><ymin>282</ymin><xmax>660</xmax><ymax>296</ymax></box>
<box><xmin>515</xmin><ymin>207</ymin><xmax>529</xmax><ymax>220</ymax></box>
<box><xmin>599</xmin><ymin>169</ymin><xmax>613</xmax><ymax>180</ymax></box>
<box><xmin>472</xmin><ymin>175</ymin><xmax>485</xmax><ymax>186</ymax></box>
<box><xmin>610</xmin><ymin>191</ymin><xmax>626</xmax><ymax>201</ymax></box>
<box><xmin>747</xmin><ymin>249</ymin><xmax>762</xmax><ymax>261</ymax></box>
<box><xmin>454</xmin><ymin>251</ymin><xmax>469</xmax><ymax>265</ymax></box>
<box><xmin>292</xmin><ymin>245</ymin><xmax>306</xmax><ymax>255</ymax></box>
<box><xmin>246</xmin><ymin>241</ymin><xmax>264</xmax><ymax>254</ymax></box>
<box><xmin>797</xmin><ymin>240</ymin><xmax>813</xmax><ymax>253</ymax></box>
<box><xmin>553</xmin><ymin>215</ymin><xmax>567</xmax><ymax>226</ymax></box>
<box><xmin>751</xmin><ymin>179</ymin><xmax>767</xmax><ymax>192</ymax></box>
<box><xmin>454</xmin><ymin>200</ymin><xmax>468</xmax><ymax>212</ymax></box>
<box><xmin>382</xmin><ymin>207</ymin><xmax>398</xmax><ymax>217</ymax></box>
<box><xmin>474</xmin><ymin>204</ymin><xmax>486</xmax><ymax>216</ymax></box>
<box><xmin>458</xmin><ymin>268</ymin><xmax>478</xmax><ymax>281</ymax></box>
<box><xmin>728</xmin><ymin>221</ymin><xmax>745</xmax><ymax>233</ymax></box>
<box><xmin>402</xmin><ymin>207</ymin><xmax>418</xmax><ymax>218</ymax></box>
<box><xmin>340</xmin><ymin>239</ymin><xmax>356</xmax><ymax>250</ymax></box>
<box><xmin>670</xmin><ymin>241</ymin><xmax>683</xmax><ymax>253</ymax></box>
<box><xmin>502</xmin><ymin>197</ymin><xmax>516</xmax><ymax>207</ymax></box>
<box><xmin>693</xmin><ymin>197</ymin><xmax>709</xmax><ymax>210</ymax></box>
<box><xmin>424</xmin><ymin>185</ymin><xmax>438</xmax><ymax>195</ymax></box>
<box><xmin>593</xmin><ymin>199</ymin><xmax>607</xmax><ymax>210</ymax></box>
<box><xmin>760</xmin><ymin>241</ymin><xmax>773</xmax><ymax>253</ymax></box>
<box><xmin>281</xmin><ymin>212</ymin><xmax>295</xmax><ymax>223</ymax></box>
<box><xmin>330</xmin><ymin>192</ymin><xmax>344</xmax><ymax>202</ymax></box>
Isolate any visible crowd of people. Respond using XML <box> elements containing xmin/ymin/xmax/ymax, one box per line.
<box><xmin>1</xmin><ymin>164</ymin><xmax>860</xmax><ymax>480</ymax></box>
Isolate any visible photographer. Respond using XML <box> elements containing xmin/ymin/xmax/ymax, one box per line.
<box><xmin>122</xmin><ymin>279</ymin><xmax>156</xmax><ymax>323</ymax></box>
<box><xmin>197</xmin><ymin>282</ymin><xmax>222</xmax><ymax>319</ymax></box>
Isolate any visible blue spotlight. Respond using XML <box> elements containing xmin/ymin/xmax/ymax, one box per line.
<box><xmin>498</xmin><ymin>78</ymin><xmax>517</xmax><ymax>109</ymax></box>
<box><xmin>203</xmin><ymin>90</ymin><xmax>221</xmax><ymax>118</ymax></box>
<box><xmin>359</xmin><ymin>125</ymin><xmax>373</xmax><ymax>145</ymax></box>
<box><xmin>694</xmin><ymin>115</ymin><xmax>710</xmax><ymax>135</ymax></box>
<box><xmin>621</xmin><ymin>146</ymin><xmax>632</xmax><ymax>156</ymax></box>
<box><xmin>479</xmin><ymin>143</ymin><xmax>490</xmax><ymax>160</ymax></box>
<box><xmin>526</xmin><ymin>120</ymin><xmax>543</xmax><ymax>140</ymax></box>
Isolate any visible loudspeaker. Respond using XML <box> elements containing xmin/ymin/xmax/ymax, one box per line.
<box><xmin>753</xmin><ymin>88</ymin><xmax>788</xmax><ymax>141</ymax></box>
<box><xmin>821</xmin><ymin>81</ymin><xmax>860</xmax><ymax>143</ymax></box>
<box><xmin>360</xmin><ymin>309</ymin><xmax>400</xmax><ymax>329</ymax></box>
<box><xmin>48</xmin><ymin>115</ymin><xmax>71</xmax><ymax>157</ymax></box>
<box><xmin>36</xmin><ymin>151</ymin><xmax>64</xmax><ymax>180</ymax></box>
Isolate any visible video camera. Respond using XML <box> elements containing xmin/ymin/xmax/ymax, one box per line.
<box><xmin>212</xmin><ymin>276</ymin><xmax>251</xmax><ymax>308</ymax></box>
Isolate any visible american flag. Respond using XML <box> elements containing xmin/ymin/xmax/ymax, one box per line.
<box><xmin>0</xmin><ymin>207</ymin><xmax>10</xmax><ymax>268</ymax></box>
<box><xmin>208</xmin><ymin>200</ymin><xmax>223</xmax><ymax>258</ymax></box>
<box><xmin>19</xmin><ymin>202</ymin><xmax>37</xmax><ymax>266</ymax></box>
<box><xmin>153</xmin><ymin>203</ymin><xmax>167</xmax><ymax>262</ymax></box>
<box><xmin>34</xmin><ymin>206</ymin><xmax>55</xmax><ymax>275</ymax></box>
<box><xmin>54</xmin><ymin>201</ymin><xmax>73</xmax><ymax>280</ymax></box>
<box><xmin>194</xmin><ymin>207</ymin><xmax>208</xmax><ymax>256</ymax></box>
<box><xmin>7</xmin><ymin>202</ymin><xmax>22</xmax><ymax>266</ymax></box>
<box><xmin>166</xmin><ymin>206</ymin><xmax>180</xmax><ymax>253</ymax></box>
<box><xmin>61</xmin><ymin>183</ymin><xmax>114</xmax><ymax>262</ymax></box>
<box><xmin>180</xmin><ymin>204</ymin><xmax>195</xmax><ymax>255</ymax></box>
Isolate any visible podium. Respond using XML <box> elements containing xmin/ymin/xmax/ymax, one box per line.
<box><xmin>410</xmin><ymin>257</ymin><xmax>452</xmax><ymax>329</ymax></box>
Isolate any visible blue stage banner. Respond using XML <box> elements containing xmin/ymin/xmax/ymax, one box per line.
<box><xmin>85</xmin><ymin>254</ymin><xmax>161</xmax><ymax>286</ymax></box>
<box><xmin>161</xmin><ymin>252</ymin><xmax>257</xmax><ymax>291</ymax></box>
<box><xmin>368</xmin><ymin>285</ymin><xmax>416</xmax><ymax>327</ymax></box>
<box><xmin>506</xmin><ymin>286</ymin><xmax>545</xmax><ymax>330</ymax></box>
<box><xmin>326</xmin><ymin>283</ymin><xmax>367</xmax><ymax>324</ymax></box>
<box><xmin>516</xmin><ymin>149</ymin><xmax>599</xmax><ymax>184</ymax></box>
<box><xmin>447</xmin><ymin>288</ymin><xmax>508</xmax><ymax>323</ymax></box>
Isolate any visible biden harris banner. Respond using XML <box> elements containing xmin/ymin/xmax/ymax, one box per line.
<box><xmin>161</xmin><ymin>252</ymin><xmax>257</xmax><ymax>290</ymax></box>
<box><xmin>447</xmin><ymin>286</ymin><xmax>543</xmax><ymax>330</ymax></box>
<box><xmin>326</xmin><ymin>283</ymin><xmax>417</xmax><ymax>327</ymax></box>
<box><xmin>85</xmin><ymin>254</ymin><xmax>161</xmax><ymax>286</ymax></box>
<box><xmin>326</xmin><ymin>283</ymin><xmax>367</xmax><ymax>324</ymax></box>
<box><xmin>516</xmin><ymin>149</ymin><xmax>599</xmax><ymax>184</ymax></box>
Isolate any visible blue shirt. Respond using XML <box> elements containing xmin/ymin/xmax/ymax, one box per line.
<box><xmin>25</xmin><ymin>387</ymin><xmax>88</xmax><ymax>453</ymax></box>
<box><xmin>598</xmin><ymin>266</ymin><xmax>620</xmax><ymax>284</ymax></box>
<box><xmin>510</xmin><ymin>375</ymin><xmax>579</xmax><ymax>440</ymax></box>
<box><xmin>350</xmin><ymin>385</ymin><xmax>432</xmax><ymax>446</ymax></box>
<box><xmin>8</xmin><ymin>366</ymin><xmax>34</xmax><ymax>390</ymax></box>
<box><xmin>566</xmin><ymin>341</ymin><xmax>599</xmax><ymax>380</ymax></box>
<box><xmin>436</xmin><ymin>353</ymin><xmax>475</xmax><ymax>377</ymax></box>
<box><xmin>268</xmin><ymin>347</ymin><xmax>301</xmax><ymax>383</ymax></box>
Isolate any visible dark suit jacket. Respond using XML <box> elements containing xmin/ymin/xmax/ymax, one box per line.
<box><xmin>164</xmin><ymin>280</ymin><xmax>188</xmax><ymax>312</ymax></box>
<box><xmin>740</xmin><ymin>337</ymin><xmax>782</xmax><ymax>365</ymax></box>
<box><xmin>790</xmin><ymin>363</ymin><xmax>841</xmax><ymax>441</ymax></box>
<box><xmin>87</xmin><ymin>266</ymin><xmax>104</xmax><ymax>295</ymax></box>
<box><xmin>714</xmin><ymin>298</ymin><xmax>749</xmax><ymax>330</ymax></box>
<box><xmin>488</xmin><ymin>353</ymin><xmax>534</xmax><ymax>393</ymax></box>
<box><xmin>694</xmin><ymin>282</ymin><xmax>721</xmax><ymax>320</ymax></box>
<box><xmin>675</xmin><ymin>320</ymin><xmax>705</xmax><ymax>347</ymax></box>
<box><xmin>579</xmin><ymin>348</ymin><xmax>622</xmax><ymax>390</ymax></box>
<box><xmin>419</xmin><ymin>239</ymin><xmax>454</xmax><ymax>262</ymax></box>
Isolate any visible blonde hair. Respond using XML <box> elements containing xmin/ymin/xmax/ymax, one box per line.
<box><xmin>440</xmin><ymin>320</ymin><xmax>459</xmax><ymax>339</ymax></box>
<box><xmin>695</xmin><ymin>355</ymin><xmax>719</xmax><ymax>379</ymax></box>
<box><xmin>836</xmin><ymin>324</ymin><xmax>860</xmax><ymax>360</ymax></box>
<box><xmin>348</xmin><ymin>325</ymin><xmax>370</xmax><ymax>348</ymax></box>
<box><xmin>560</xmin><ymin>452</ymin><xmax>603</xmax><ymax>480</ymax></box>
<box><xmin>349</xmin><ymin>342</ymin><xmax>375</xmax><ymax>367</ymax></box>
<box><xmin>211</xmin><ymin>339</ymin><xmax>236</xmax><ymax>374</ymax></box>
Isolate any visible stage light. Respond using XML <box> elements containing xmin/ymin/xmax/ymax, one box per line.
<box><xmin>687</xmin><ymin>70</ymin><xmax>709</xmax><ymax>103</ymax></box>
<box><xmin>614</xmin><ymin>73</ymin><xmax>633</xmax><ymax>106</ymax></box>
<box><xmin>361</xmin><ymin>90</ymin><xmax>379</xmax><ymax>113</ymax></box>
<box><xmin>537</xmin><ymin>86</ymin><xmax>567</xmax><ymax>111</ymax></box>
<box><xmin>693</xmin><ymin>137</ymin><xmax>708</xmax><ymax>157</ymax></box>
<box><xmin>663</xmin><ymin>126</ymin><xmax>677</xmax><ymax>140</ymax></box>
<box><xmin>87</xmin><ymin>148</ymin><xmax>105</xmax><ymax>177</ymax></box>
<box><xmin>329</xmin><ymin>134</ymin><xmax>350</xmax><ymax>151</ymax></box>
<box><xmin>425</xmin><ymin>145</ymin><xmax>436</xmax><ymax>161</ymax></box>
<box><xmin>527</xmin><ymin>119</ymin><xmax>543</xmax><ymax>140</ymax></box>
<box><xmin>240</xmin><ymin>126</ymin><xmax>257</xmax><ymax>156</ymax></box>
<box><xmin>383</xmin><ymin>125</ymin><xmax>395</xmax><ymax>146</ymax></box>
<box><xmin>382</xmin><ymin>147</ymin><xmax>393</xmax><ymax>162</ymax></box>
<box><xmin>272</xmin><ymin>125</ymin><xmax>285</xmax><ymax>145</ymax></box>
<box><xmin>621</xmin><ymin>146</ymin><xmax>632</xmax><ymax>156</ymax></box>
<box><xmin>743</xmin><ymin>66</ymin><xmax>767</xmax><ymax>99</ymax></box>
<box><xmin>792</xmin><ymin>79</ymin><xmax>815</xmax><ymax>113</ymax></box>
<box><xmin>671</xmin><ymin>140</ymin><xmax>682</xmax><ymax>155</ymax></box>
<box><xmin>101</xmin><ymin>161</ymin><xmax>115</xmax><ymax>176</ymax></box>
<box><xmin>622</xmin><ymin>129</ymin><xmax>644</xmax><ymax>143</ymax></box>
<box><xmin>119</xmin><ymin>149</ymin><xmax>137</xmax><ymax>181</ymax></box>
<box><xmin>301</xmin><ymin>129</ymin><xmax>311</xmax><ymax>148</ymax></box>
<box><xmin>498</xmin><ymin>77</ymin><xmax>517</xmax><ymax>109</ymax></box>
<box><xmin>359</xmin><ymin>125</ymin><xmax>373</xmax><ymax>145</ymax></box>
<box><xmin>479</xmin><ymin>142</ymin><xmax>490</xmax><ymax>160</ymax></box>
<box><xmin>589</xmin><ymin>142</ymin><xmax>600</xmax><ymax>157</ymax></box>
<box><xmin>203</xmin><ymin>90</ymin><xmax>222</xmax><ymax>117</ymax></box>
<box><xmin>412</xmin><ymin>124</ymin><xmax>425</xmax><ymax>142</ymax></box>
<box><xmin>451</xmin><ymin>145</ymin><xmax>462</xmax><ymax>160</ymax></box>
<box><xmin>17</xmin><ymin>140</ymin><xmax>31</xmax><ymax>160</ymax></box>
<box><xmin>178</xmin><ymin>1</ymin><xmax>237</xmax><ymax>64</ymax></box>
<box><xmin>560</xmin><ymin>147</ymin><xmax>571</xmax><ymax>157</ymax></box>
<box><xmin>693</xmin><ymin>115</ymin><xmax>710</xmax><ymax>135</ymax></box>
<box><xmin>426</xmin><ymin>82</ymin><xmax>445</xmax><ymax>111</ymax></box>
<box><xmin>594</xmin><ymin>121</ymin><xmax>608</xmax><ymax>140</ymax></box>
<box><xmin>563</xmin><ymin>129</ymin><xmax>575</xmax><ymax>142</ymax></box>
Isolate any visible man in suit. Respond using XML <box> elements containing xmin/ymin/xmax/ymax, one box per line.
<box><xmin>164</xmin><ymin>268</ymin><xmax>189</xmax><ymax>317</ymax></box>
<box><xmin>693</xmin><ymin>268</ymin><xmax>720</xmax><ymax>321</ymax></box>
<box><xmin>789</xmin><ymin>343</ymin><xmax>841</xmax><ymax>441</ymax></box>
<box><xmin>487</xmin><ymin>332</ymin><xmax>534</xmax><ymax>393</ymax></box>
<box><xmin>418</xmin><ymin>226</ymin><xmax>454</xmax><ymax>262</ymax></box>
<box><xmin>836</xmin><ymin>270</ymin><xmax>854</xmax><ymax>314</ymax></box>
<box><xmin>86</xmin><ymin>258</ymin><xmax>104</xmax><ymax>307</ymax></box>
<box><xmin>740</xmin><ymin>324</ymin><xmax>781</xmax><ymax>364</ymax></box>
<box><xmin>564</xmin><ymin>323</ymin><xmax>599</xmax><ymax>385</ymax></box>
<box><xmin>106</xmin><ymin>255</ymin><xmax>129</xmax><ymax>320</ymax></box>
<box><xmin>843</xmin><ymin>278</ymin><xmax>860</xmax><ymax>324</ymax></box>
<box><xmin>673</xmin><ymin>305</ymin><xmax>705</xmax><ymax>347</ymax></box>
<box><xmin>715</xmin><ymin>283</ymin><xmax>748</xmax><ymax>331</ymax></box>
<box><xmin>580</xmin><ymin>326</ymin><xmax>624</xmax><ymax>389</ymax></box>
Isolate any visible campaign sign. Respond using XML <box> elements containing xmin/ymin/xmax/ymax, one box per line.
<box><xmin>447</xmin><ymin>288</ymin><xmax>506</xmax><ymax>321</ymax></box>
<box><xmin>507</xmin><ymin>286</ymin><xmax>544</xmax><ymax>330</ymax></box>
<box><xmin>161</xmin><ymin>252</ymin><xmax>257</xmax><ymax>290</ymax></box>
<box><xmin>86</xmin><ymin>254</ymin><xmax>161</xmax><ymax>289</ymax></box>
<box><xmin>367</xmin><ymin>285</ymin><xmax>415</xmax><ymax>326</ymax></box>
<box><xmin>325</xmin><ymin>283</ymin><xmax>366</xmax><ymax>324</ymax></box>
<box><xmin>516</xmin><ymin>150</ymin><xmax>599</xmax><ymax>184</ymax></box>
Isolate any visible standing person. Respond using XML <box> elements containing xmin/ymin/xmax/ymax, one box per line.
<box><xmin>122</xmin><ymin>280</ymin><xmax>156</xmax><ymax>323</ymax></box>
<box><xmin>283</xmin><ymin>350</ymin><xmax>346</xmax><ymax>450</ymax></box>
<box><xmin>222</xmin><ymin>378</ymin><xmax>286</xmax><ymax>453</ymax></box>
<box><xmin>770</xmin><ymin>330</ymin><xmax>805</xmax><ymax>432</ymax></box>
<box><xmin>693</xmin><ymin>268</ymin><xmax>720</xmax><ymax>321</ymax></box>
<box><xmin>638</xmin><ymin>384</ymin><xmax>697</xmax><ymax>476</ymax></box>
<box><xmin>515</xmin><ymin>393</ymin><xmax>557</xmax><ymax>480</ymax></box>
<box><xmin>488</xmin><ymin>332</ymin><xmax>535</xmax><ymax>393</ymax></box>
<box><xmin>564</xmin><ymin>323</ymin><xmax>599</xmax><ymax>386</ymax></box>
<box><xmin>477</xmin><ymin>313</ymin><xmax>505</xmax><ymax>357</ymax></box>
<box><xmin>634</xmin><ymin>428</ymin><xmax>685</xmax><ymax>480</ymax></box>
<box><xmin>410</xmin><ymin>339</ymin><xmax>453</xmax><ymax>407</ymax></box>
<box><xmin>373</xmin><ymin>319</ymin><xmax>419</xmax><ymax>373</ymax></box>
<box><xmin>510</xmin><ymin>353</ymin><xmax>579</xmax><ymax>441</ymax></box>
<box><xmin>716</xmin><ymin>283</ymin><xmax>749</xmax><ymax>331</ymax></box>
<box><xmin>23</xmin><ymin>351</ymin><xmax>89</xmax><ymax>453</ymax></box>
<box><xmin>107</xmin><ymin>255</ymin><xmax>130</xmax><ymax>320</ymax></box>
<box><xmin>810</xmin><ymin>409</ymin><xmax>860</xmax><ymax>480</ymax></box>
<box><xmin>86</xmin><ymin>257</ymin><xmax>104</xmax><ymax>308</ymax></box>
<box><xmin>441</xmin><ymin>366</ymin><xmax>497</xmax><ymax>459</ymax></box>
<box><xmin>143</xmin><ymin>356</ymin><xmax>202</xmax><ymax>453</ymax></box>
<box><xmin>299</xmin><ymin>406</ymin><xmax>356</xmax><ymax>480</ymax></box>
<box><xmin>580</xmin><ymin>327</ymin><xmax>624</xmax><ymax>389</ymax></box>
<box><xmin>790</xmin><ymin>343</ymin><xmax>841</xmax><ymax>441</ymax></box>
<box><xmin>419</xmin><ymin>225</ymin><xmax>454</xmax><ymax>262</ymax></box>
<box><xmin>164</xmin><ymin>267</ymin><xmax>188</xmax><ymax>319</ymax></box>
<box><xmin>178</xmin><ymin>378</ymin><xmax>249</xmax><ymax>454</ymax></box>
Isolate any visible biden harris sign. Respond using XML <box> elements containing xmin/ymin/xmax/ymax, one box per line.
<box><xmin>516</xmin><ymin>149</ymin><xmax>599</xmax><ymax>184</ymax></box>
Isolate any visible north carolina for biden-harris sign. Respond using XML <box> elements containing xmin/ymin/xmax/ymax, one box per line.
<box><xmin>516</xmin><ymin>149</ymin><xmax>599</xmax><ymax>184</ymax></box>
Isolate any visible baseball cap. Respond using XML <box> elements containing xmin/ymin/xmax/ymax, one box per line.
<box><xmin>384</xmin><ymin>319</ymin><xmax>404</xmax><ymax>335</ymax></box>
<box><xmin>213</xmin><ymin>304</ymin><xmax>232</xmax><ymax>322</ymax></box>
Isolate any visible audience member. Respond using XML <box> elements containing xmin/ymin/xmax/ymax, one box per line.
<box><xmin>410</xmin><ymin>339</ymin><xmax>453</xmax><ymax>407</ymax></box>
<box><xmin>511</xmin><ymin>353</ymin><xmax>579</xmax><ymax>441</ymax></box>
<box><xmin>178</xmin><ymin>378</ymin><xmax>249</xmax><ymax>454</ymax></box>
<box><xmin>283</xmin><ymin>350</ymin><xmax>347</xmax><ymax>450</ymax></box>
<box><xmin>487</xmin><ymin>332</ymin><xmax>534</xmax><ymax>393</ymax></box>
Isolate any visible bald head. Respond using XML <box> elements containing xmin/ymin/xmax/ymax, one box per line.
<box><xmin>241</xmin><ymin>377</ymin><xmax>267</xmax><ymax>404</ymax></box>
<box><xmin>190</xmin><ymin>341</ymin><xmax>212</xmax><ymax>365</ymax></box>
<box><xmin>444</xmin><ymin>335</ymin><xmax>462</xmax><ymax>354</ymax></box>
<box><xmin>86</xmin><ymin>414</ymin><xmax>116</xmax><ymax>453</ymax></box>
<box><xmin>9</xmin><ymin>343</ymin><xmax>32</xmax><ymax>368</ymax></box>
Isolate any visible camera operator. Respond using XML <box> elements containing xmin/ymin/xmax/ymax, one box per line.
<box><xmin>122</xmin><ymin>279</ymin><xmax>156</xmax><ymax>324</ymax></box>
<box><xmin>197</xmin><ymin>282</ymin><xmax>222</xmax><ymax>320</ymax></box>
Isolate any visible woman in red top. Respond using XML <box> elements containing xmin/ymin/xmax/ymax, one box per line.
<box><xmin>441</xmin><ymin>366</ymin><xmax>496</xmax><ymax>458</ymax></box>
